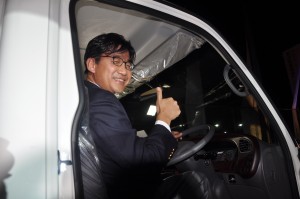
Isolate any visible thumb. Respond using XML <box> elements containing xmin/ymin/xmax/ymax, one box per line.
<box><xmin>156</xmin><ymin>87</ymin><xmax>163</xmax><ymax>103</ymax></box>
<box><xmin>156</xmin><ymin>87</ymin><xmax>162</xmax><ymax>113</ymax></box>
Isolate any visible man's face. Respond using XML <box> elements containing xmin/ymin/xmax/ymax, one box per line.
<box><xmin>87</xmin><ymin>50</ymin><xmax>132</xmax><ymax>93</ymax></box>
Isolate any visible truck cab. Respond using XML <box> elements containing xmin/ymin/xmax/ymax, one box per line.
<box><xmin>0</xmin><ymin>0</ymin><xmax>299</xmax><ymax>198</ymax></box>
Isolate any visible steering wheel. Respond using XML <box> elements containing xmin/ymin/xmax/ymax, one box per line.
<box><xmin>167</xmin><ymin>124</ymin><xmax>215</xmax><ymax>167</ymax></box>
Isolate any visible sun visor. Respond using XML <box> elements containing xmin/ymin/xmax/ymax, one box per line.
<box><xmin>116</xmin><ymin>30</ymin><xmax>205</xmax><ymax>98</ymax></box>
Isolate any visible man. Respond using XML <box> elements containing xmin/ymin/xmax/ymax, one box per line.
<box><xmin>83</xmin><ymin>33</ymin><xmax>210</xmax><ymax>199</ymax></box>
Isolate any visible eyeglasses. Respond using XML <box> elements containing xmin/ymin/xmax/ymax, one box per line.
<box><xmin>100</xmin><ymin>55</ymin><xmax>134</xmax><ymax>71</ymax></box>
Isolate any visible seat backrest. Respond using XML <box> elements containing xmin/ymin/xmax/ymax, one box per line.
<box><xmin>78</xmin><ymin>87</ymin><xmax>108</xmax><ymax>199</ymax></box>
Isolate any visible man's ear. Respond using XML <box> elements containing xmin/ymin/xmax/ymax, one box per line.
<box><xmin>86</xmin><ymin>58</ymin><xmax>96</xmax><ymax>73</ymax></box>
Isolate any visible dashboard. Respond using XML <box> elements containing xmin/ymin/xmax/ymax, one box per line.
<box><xmin>203</xmin><ymin>134</ymin><xmax>260</xmax><ymax>178</ymax></box>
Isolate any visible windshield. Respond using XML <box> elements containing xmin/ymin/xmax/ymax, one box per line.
<box><xmin>121</xmin><ymin>43</ymin><xmax>272</xmax><ymax>143</ymax></box>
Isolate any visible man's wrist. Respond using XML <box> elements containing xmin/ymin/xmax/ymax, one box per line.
<box><xmin>155</xmin><ymin>120</ymin><xmax>171</xmax><ymax>132</ymax></box>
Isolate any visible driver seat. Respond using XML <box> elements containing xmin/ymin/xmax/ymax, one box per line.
<box><xmin>78</xmin><ymin>87</ymin><xmax>108</xmax><ymax>199</ymax></box>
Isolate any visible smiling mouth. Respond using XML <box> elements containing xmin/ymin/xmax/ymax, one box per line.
<box><xmin>114</xmin><ymin>78</ymin><xmax>126</xmax><ymax>83</ymax></box>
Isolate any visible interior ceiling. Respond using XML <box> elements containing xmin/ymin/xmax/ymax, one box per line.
<box><xmin>75</xmin><ymin>1</ymin><xmax>180</xmax><ymax>66</ymax></box>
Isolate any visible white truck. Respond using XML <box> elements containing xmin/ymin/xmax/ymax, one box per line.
<box><xmin>0</xmin><ymin>0</ymin><xmax>299</xmax><ymax>198</ymax></box>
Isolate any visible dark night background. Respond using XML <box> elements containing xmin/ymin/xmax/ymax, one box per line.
<box><xmin>166</xmin><ymin>1</ymin><xmax>300</xmax><ymax>135</ymax></box>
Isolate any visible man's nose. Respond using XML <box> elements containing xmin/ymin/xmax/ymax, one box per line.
<box><xmin>117</xmin><ymin>63</ymin><xmax>127</xmax><ymax>74</ymax></box>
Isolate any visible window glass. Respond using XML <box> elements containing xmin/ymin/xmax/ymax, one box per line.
<box><xmin>121</xmin><ymin>43</ymin><xmax>273</xmax><ymax>143</ymax></box>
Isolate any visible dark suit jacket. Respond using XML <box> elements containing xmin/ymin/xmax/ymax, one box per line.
<box><xmin>85</xmin><ymin>81</ymin><xmax>178</xmax><ymax>198</ymax></box>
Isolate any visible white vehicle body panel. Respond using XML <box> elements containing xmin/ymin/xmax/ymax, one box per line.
<box><xmin>0</xmin><ymin>0</ymin><xmax>77</xmax><ymax>198</ymax></box>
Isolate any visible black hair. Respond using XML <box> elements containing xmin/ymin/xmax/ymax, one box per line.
<box><xmin>84</xmin><ymin>33</ymin><xmax>136</xmax><ymax>72</ymax></box>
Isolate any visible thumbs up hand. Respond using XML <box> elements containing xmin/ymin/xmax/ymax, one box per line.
<box><xmin>156</xmin><ymin>87</ymin><xmax>181</xmax><ymax>126</ymax></box>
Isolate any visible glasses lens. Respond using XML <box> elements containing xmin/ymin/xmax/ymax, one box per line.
<box><xmin>125</xmin><ymin>63</ymin><xmax>132</xmax><ymax>70</ymax></box>
<box><xmin>112</xmin><ymin>57</ymin><xmax>122</xmax><ymax>66</ymax></box>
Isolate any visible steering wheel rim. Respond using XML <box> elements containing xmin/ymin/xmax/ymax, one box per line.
<box><xmin>167</xmin><ymin>124</ymin><xmax>215</xmax><ymax>167</ymax></box>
